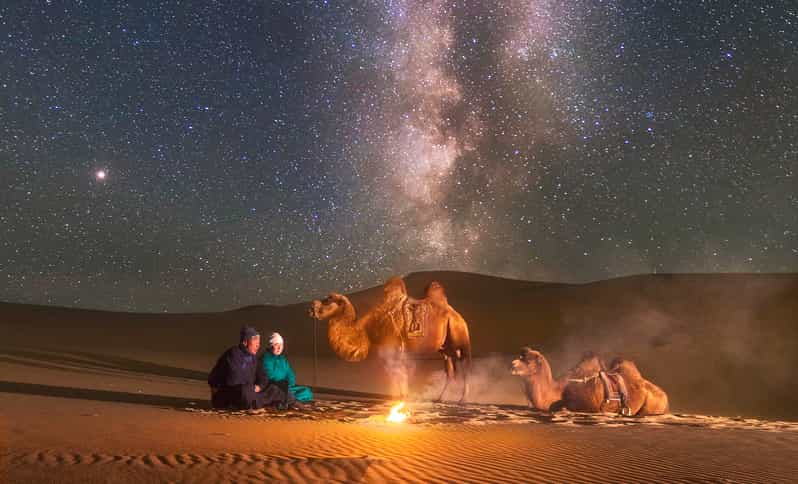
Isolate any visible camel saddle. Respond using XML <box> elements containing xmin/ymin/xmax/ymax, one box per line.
<box><xmin>401</xmin><ymin>298</ymin><xmax>431</xmax><ymax>338</ymax></box>
<box><xmin>599</xmin><ymin>371</ymin><xmax>632</xmax><ymax>416</ymax></box>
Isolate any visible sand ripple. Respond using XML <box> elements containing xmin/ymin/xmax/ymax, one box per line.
<box><xmin>4</xmin><ymin>449</ymin><xmax>381</xmax><ymax>483</ymax></box>
<box><xmin>5</xmin><ymin>401</ymin><xmax>797</xmax><ymax>483</ymax></box>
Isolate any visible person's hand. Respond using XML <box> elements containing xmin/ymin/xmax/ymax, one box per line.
<box><xmin>254</xmin><ymin>385</ymin><xmax>262</xmax><ymax>393</ymax></box>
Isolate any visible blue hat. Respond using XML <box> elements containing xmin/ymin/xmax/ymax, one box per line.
<box><xmin>240</xmin><ymin>325</ymin><xmax>259</xmax><ymax>342</ymax></box>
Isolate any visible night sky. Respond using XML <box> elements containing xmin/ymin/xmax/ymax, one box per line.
<box><xmin>2</xmin><ymin>1</ymin><xmax>796</xmax><ymax>312</ymax></box>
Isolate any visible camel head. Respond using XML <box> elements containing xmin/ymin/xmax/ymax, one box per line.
<box><xmin>309</xmin><ymin>292</ymin><xmax>370</xmax><ymax>362</ymax></box>
<box><xmin>511</xmin><ymin>347</ymin><xmax>546</xmax><ymax>377</ymax></box>
<box><xmin>309</xmin><ymin>293</ymin><xmax>346</xmax><ymax>320</ymax></box>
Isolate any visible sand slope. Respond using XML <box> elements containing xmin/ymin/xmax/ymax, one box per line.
<box><xmin>2</xmin><ymin>271</ymin><xmax>797</xmax><ymax>419</ymax></box>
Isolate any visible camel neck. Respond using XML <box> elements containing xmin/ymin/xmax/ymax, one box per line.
<box><xmin>530</xmin><ymin>364</ymin><xmax>564</xmax><ymax>410</ymax></box>
<box><xmin>330</xmin><ymin>298</ymin><xmax>356</xmax><ymax>326</ymax></box>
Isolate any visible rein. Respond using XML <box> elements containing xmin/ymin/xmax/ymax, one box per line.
<box><xmin>567</xmin><ymin>372</ymin><xmax>602</xmax><ymax>384</ymax></box>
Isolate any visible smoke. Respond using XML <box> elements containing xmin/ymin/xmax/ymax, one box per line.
<box><xmin>375</xmin><ymin>345</ymin><xmax>525</xmax><ymax>405</ymax></box>
<box><xmin>412</xmin><ymin>354</ymin><xmax>526</xmax><ymax>405</ymax></box>
<box><xmin>376</xmin><ymin>345</ymin><xmax>416</xmax><ymax>398</ymax></box>
<box><xmin>548</xmin><ymin>276</ymin><xmax>798</xmax><ymax>418</ymax></box>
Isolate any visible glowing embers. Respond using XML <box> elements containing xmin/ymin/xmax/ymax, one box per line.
<box><xmin>386</xmin><ymin>401</ymin><xmax>410</xmax><ymax>423</ymax></box>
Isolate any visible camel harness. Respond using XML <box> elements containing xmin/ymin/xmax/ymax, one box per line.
<box><xmin>401</xmin><ymin>298</ymin><xmax>430</xmax><ymax>338</ymax></box>
<box><xmin>568</xmin><ymin>371</ymin><xmax>632</xmax><ymax>416</ymax></box>
<box><xmin>383</xmin><ymin>297</ymin><xmax>431</xmax><ymax>340</ymax></box>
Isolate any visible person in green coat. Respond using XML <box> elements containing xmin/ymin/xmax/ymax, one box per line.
<box><xmin>262</xmin><ymin>332</ymin><xmax>313</xmax><ymax>402</ymax></box>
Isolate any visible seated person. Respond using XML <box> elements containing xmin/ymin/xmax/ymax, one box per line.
<box><xmin>207</xmin><ymin>326</ymin><xmax>294</xmax><ymax>410</ymax></box>
<box><xmin>261</xmin><ymin>332</ymin><xmax>314</xmax><ymax>402</ymax></box>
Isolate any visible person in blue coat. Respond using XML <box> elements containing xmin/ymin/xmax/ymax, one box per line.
<box><xmin>208</xmin><ymin>326</ymin><xmax>294</xmax><ymax>409</ymax></box>
<box><xmin>262</xmin><ymin>332</ymin><xmax>314</xmax><ymax>402</ymax></box>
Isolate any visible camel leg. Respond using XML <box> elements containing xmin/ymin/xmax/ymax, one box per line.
<box><xmin>398</xmin><ymin>363</ymin><xmax>409</xmax><ymax>401</ymax></box>
<box><xmin>456</xmin><ymin>349</ymin><xmax>470</xmax><ymax>404</ymax></box>
<box><xmin>384</xmin><ymin>346</ymin><xmax>409</xmax><ymax>400</ymax></box>
<box><xmin>390</xmin><ymin>365</ymin><xmax>409</xmax><ymax>400</ymax></box>
<box><xmin>459</xmin><ymin>367</ymin><xmax>469</xmax><ymax>404</ymax></box>
<box><xmin>434</xmin><ymin>355</ymin><xmax>455</xmax><ymax>403</ymax></box>
<box><xmin>398</xmin><ymin>348</ymin><xmax>409</xmax><ymax>400</ymax></box>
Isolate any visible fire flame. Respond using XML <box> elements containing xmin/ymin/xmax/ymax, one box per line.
<box><xmin>387</xmin><ymin>401</ymin><xmax>409</xmax><ymax>423</ymax></box>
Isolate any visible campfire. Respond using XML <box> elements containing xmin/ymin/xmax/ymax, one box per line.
<box><xmin>386</xmin><ymin>401</ymin><xmax>410</xmax><ymax>423</ymax></box>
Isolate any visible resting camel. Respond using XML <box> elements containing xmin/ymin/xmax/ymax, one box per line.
<box><xmin>309</xmin><ymin>277</ymin><xmax>472</xmax><ymax>402</ymax></box>
<box><xmin>510</xmin><ymin>347</ymin><xmax>669</xmax><ymax>416</ymax></box>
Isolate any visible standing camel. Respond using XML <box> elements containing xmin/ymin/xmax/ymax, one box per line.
<box><xmin>310</xmin><ymin>277</ymin><xmax>472</xmax><ymax>402</ymax></box>
<box><xmin>510</xmin><ymin>347</ymin><xmax>669</xmax><ymax>416</ymax></box>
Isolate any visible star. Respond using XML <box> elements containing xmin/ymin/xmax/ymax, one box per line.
<box><xmin>0</xmin><ymin>1</ymin><xmax>794</xmax><ymax>311</ymax></box>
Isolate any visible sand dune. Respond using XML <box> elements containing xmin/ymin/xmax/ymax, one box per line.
<box><xmin>2</xmin><ymin>271</ymin><xmax>797</xmax><ymax>482</ymax></box>
<box><xmin>2</xmin><ymin>271</ymin><xmax>797</xmax><ymax>418</ymax></box>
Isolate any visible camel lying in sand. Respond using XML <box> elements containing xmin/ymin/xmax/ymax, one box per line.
<box><xmin>510</xmin><ymin>348</ymin><xmax>669</xmax><ymax>416</ymax></box>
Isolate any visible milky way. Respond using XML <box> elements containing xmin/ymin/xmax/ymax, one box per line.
<box><xmin>1</xmin><ymin>1</ymin><xmax>796</xmax><ymax>311</ymax></box>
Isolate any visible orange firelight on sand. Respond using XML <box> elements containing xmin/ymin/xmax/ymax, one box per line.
<box><xmin>387</xmin><ymin>401</ymin><xmax>409</xmax><ymax>423</ymax></box>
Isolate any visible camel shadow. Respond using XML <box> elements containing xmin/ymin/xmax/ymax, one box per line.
<box><xmin>0</xmin><ymin>380</ymin><xmax>210</xmax><ymax>409</ymax></box>
<box><xmin>0</xmin><ymin>347</ymin><xmax>207</xmax><ymax>381</ymax></box>
<box><xmin>0</xmin><ymin>347</ymin><xmax>212</xmax><ymax>410</ymax></box>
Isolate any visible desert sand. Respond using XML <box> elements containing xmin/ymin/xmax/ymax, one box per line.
<box><xmin>2</xmin><ymin>271</ymin><xmax>798</xmax><ymax>482</ymax></box>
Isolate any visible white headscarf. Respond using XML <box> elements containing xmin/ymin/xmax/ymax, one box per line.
<box><xmin>269</xmin><ymin>332</ymin><xmax>284</xmax><ymax>347</ymax></box>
